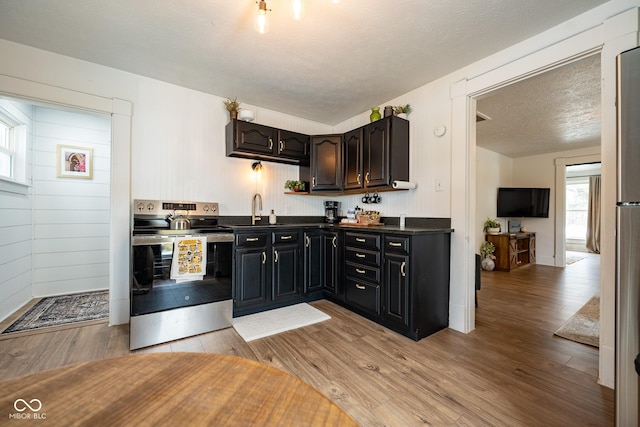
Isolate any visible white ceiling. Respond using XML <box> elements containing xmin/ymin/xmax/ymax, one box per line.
<box><xmin>0</xmin><ymin>0</ymin><xmax>607</xmax><ymax>155</ymax></box>
<box><xmin>476</xmin><ymin>54</ymin><xmax>602</xmax><ymax>158</ymax></box>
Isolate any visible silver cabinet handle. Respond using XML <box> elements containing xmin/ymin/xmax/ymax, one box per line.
<box><xmin>262</xmin><ymin>251</ymin><xmax>266</xmax><ymax>264</ymax></box>
<box><xmin>355</xmin><ymin>284</ymin><xmax>366</xmax><ymax>290</ymax></box>
<box><xmin>274</xmin><ymin>250</ymin><xmax>279</xmax><ymax>263</ymax></box>
<box><xmin>279</xmin><ymin>140</ymin><xmax>284</xmax><ymax>152</ymax></box>
<box><xmin>305</xmin><ymin>235</ymin><xmax>310</xmax><ymax>247</ymax></box>
<box><xmin>389</xmin><ymin>242</ymin><xmax>402</xmax><ymax>247</ymax></box>
<box><xmin>357</xmin><ymin>173</ymin><xmax>361</xmax><ymax>184</ymax></box>
<box><xmin>401</xmin><ymin>261</ymin><xmax>406</xmax><ymax>277</ymax></box>
<box><xmin>332</xmin><ymin>236</ymin><xmax>337</xmax><ymax>248</ymax></box>
<box><xmin>268</xmin><ymin>138</ymin><xmax>273</xmax><ymax>150</ymax></box>
<box><xmin>312</xmin><ymin>176</ymin><xmax>316</xmax><ymax>187</ymax></box>
<box><xmin>355</xmin><ymin>253</ymin><xmax>366</xmax><ymax>258</ymax></box>
<box><xmin>356</xmin><ymin>268</ymin><xmax>366</xmax><ymax>274</ymax></box>
<box><xmin>281</xmin><ymin>235</ymin><xmax>292</xmax><ymax>240</ymax></box>
<box><xmin>356</xmin><ymin>238</ymin><xmax>366</xmax><ymax>243</ymax></box>
<box><xmin>365</xmin><ymin>172</ymin><xmax>370</xmax><ymax>184</ymax></box>
<box><xmin>246</xmin><ymin>237</ymin><xmax>259</xmax><ymax>242</ymax></box>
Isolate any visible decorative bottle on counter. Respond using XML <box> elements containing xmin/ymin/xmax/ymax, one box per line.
<box><xmin>370</xmin><ymin>107</ymin><xmax>381</xmax><ymax>122</ymax></box>
<box><xmin>269</xmin><ymin>209</ymin><xmax>277</xmax><ymax>225</ymax></box>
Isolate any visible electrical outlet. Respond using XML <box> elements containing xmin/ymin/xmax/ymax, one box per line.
<box><xmin>435</xmin><ymin>178</ymin><xmax>443</xmax><ymax>192</ymax></box>
<box><xmin>285</xmin><ymin>205</ymin><xmax>292</xmax><ymax>215</ymax></box>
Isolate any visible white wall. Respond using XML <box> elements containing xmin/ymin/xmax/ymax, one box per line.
<box><xmin>0</xmin><ymin>99</ymin><xmax>33</xmax><ymax>322</ymax></box>
<box><xmin>32</xmin><ymin>106</ymin><xmax>111</xmax><ymax>296</ymax></box>
<box><xmin>475</xmin><ymin>147</ymin><xmax>513</xmax><ymax>252</ymax></box>
<box><xmin>511</xmin><ymin>146</ymin><xmax>601</xmax><ymax>266</ymax></box>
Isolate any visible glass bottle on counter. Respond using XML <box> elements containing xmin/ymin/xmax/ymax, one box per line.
<box><xmin>269</xmin><ymin>209</ymin><xmax>277</xmax><ymax>225</ymax></box>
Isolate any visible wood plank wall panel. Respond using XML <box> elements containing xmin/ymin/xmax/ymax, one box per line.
<box><xmin>31</xmin><ymin>107</ymin><xmax>111</xmax><ymax>297</ymax></box>
<box><xmin>0</xmin><ymin>100</ymin><xmax>33</xmax><ymax>322</ymax></box>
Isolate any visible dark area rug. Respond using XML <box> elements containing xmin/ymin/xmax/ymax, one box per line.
<box><xmin>2</xmin><ymin>291</ymin><xmax>109</xmax><ymax>334</ymax></box>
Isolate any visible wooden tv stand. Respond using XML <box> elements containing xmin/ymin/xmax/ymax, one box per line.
<box><xmin>485</xmin><ymin>232</ymin><xmax>536</xmax><ymax>271</ymax></box>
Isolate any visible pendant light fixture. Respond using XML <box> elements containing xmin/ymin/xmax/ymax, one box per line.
<box><xmin>255</xmin><ymin>0</ymin><xmax>270</xmax><ymax>34</ymax></box>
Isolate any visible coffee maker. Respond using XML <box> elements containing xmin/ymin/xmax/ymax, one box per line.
<box><xmin>324</xmin><ymin>201</ymin><xmax>339</xmax><ymax>223</ymax></box>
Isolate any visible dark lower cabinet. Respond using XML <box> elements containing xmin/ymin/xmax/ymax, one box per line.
<box><xmin>272</xmin><ymin>241</ymin><xmax>300</xmax><ymax>301</ymax></box>
<box><xmin>327</xmin><ymin>230</ymin><xmax>451</xmax><ymax>341</ymax></box>
<box><xmin>234</xmin><ymin>243</ymin><xmax>269</xmax><ymax>311</ymax></box>
<box><xmin>304</xmin><ymin>230</ymin><xmax>340</xmax><ymax>296</ymax></box>
<box><xmin>344</xmin><ymin>278</ymin><xmax>381</xmax><ymax>316</ymax></box>
<box><xmin>383</xmin><ymin>252</ymin><xmax>410</xmax><ymax>329</ymax></box>
<box><xmin>234</xmin><ymin>227</ymin><xmax>451</xmax><ymax>341</ymax></box>
<box><xmin>234</xmin><ymin>229</ymin><xmax>313</xmax><ymax>317</ymax></box>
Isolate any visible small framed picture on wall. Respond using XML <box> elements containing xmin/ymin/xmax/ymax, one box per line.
<box><xmin>56</xmin><ymin>145</ymin><xmax>93</xmax><ymax>179</ymax></box>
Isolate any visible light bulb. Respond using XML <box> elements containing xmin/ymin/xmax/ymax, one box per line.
<box><xmin>255</xmin><ymin>0</ymin><xmax>270</xmax><ymax>34</ymax></box>
<box><xmin>291</xmin><ymin>0</ymin><xmax>304</xmax><ymax>20</ymax></box>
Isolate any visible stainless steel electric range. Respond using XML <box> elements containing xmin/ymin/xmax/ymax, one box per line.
<box><xmin>130</xmin><ymin>199</ymin><xmax>233</xmax><ymax>349</ymax></box>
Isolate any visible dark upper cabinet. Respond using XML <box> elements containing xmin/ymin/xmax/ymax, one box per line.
<box><xmin>277</xmin><ymin>129</ymin><xmax>309</xmax><ymax>164</ymax></box>
<box><xmin>343</xmin><ymin>116</ymin><xmax>409</xmax><ymax>191</ymax></box>
<box><xmin>364</xmin><ymin>120</ymin><xmax>390</xmax><ymax>187</ymax></box>
<box><xmin>226</xmin><ymin>120</ymin><xmax>310</xmax><ymax>165</ymax></box>
<box><xmin>343</xmin><ymin>128</ymin><xmax>363</xmax><ymax>190</ymax></box>
<box><xmin>310</xmin><ymin>135</ymin><xmax>342</xmax><ymax>192</ymax></box>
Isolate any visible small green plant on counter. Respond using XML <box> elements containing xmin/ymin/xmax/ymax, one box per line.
<box><xmin>480</xmin><ymin>241</ymin><xmax>496</xmax><ymax>259</ymax></box>
<box><xmin>483</xmin><ymin>217</ymin><xmax>500</xmax><ymax>232</ymax></box>
<box><xmin>284</xmin><ymin>180</ymin><xmax>305</xmax><ymax>192</ymax></box>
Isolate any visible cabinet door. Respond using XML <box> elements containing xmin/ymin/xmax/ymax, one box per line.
<box><xmin>529</xmin><ymin>235</ymin><xmax>536</xmax><ymax>263</ymax></box>
<box><xmin>310</xmin><ymin>135</ymin><xmax>342</xmax><ymax>191</ymax></box>
<box><xmin>277</xmin><ymin>129</ymin><xmax>309</xmax><ymax>164</ymax></box>
<box><xmin>235</xmin><ymin>121</ymin><xmax>276</xmax><ymax>155</ymax></box>
<box><xmin>304</xmin><ymin>231</ymin><xmax>323</xmax><ymax>294</ymax></box>
<box><xmin>508</xmin><ymin>239</ymin><xmax>519</xmax><ymax>269</ymax></box>
<box><xmin>363</xmin><ymin>119</ymin><xmax>390</xmax><ymax>188</ymax></box>
<box><xmin>343</xmin><ymin>129</ymin><xmax>363</xmax><ymax>190</ymax></box>
<box><xmin>234</xmin><ymin>246</ymin><xmax>269</xmax><ymax>308</ymax></box>
<box><xmin>323</xmin><ymin>232</ymin><xmax>339</xmax><ymax>295</ymax></box>
<box><xmin>272</xmin><ymin>243</ymin><xmax>300</xmax><ymax>301</ymax></box>
<box><xmin>384</xmin><ymin>253</ymin><xmax>410</xmax><ymax>328</ymax></box>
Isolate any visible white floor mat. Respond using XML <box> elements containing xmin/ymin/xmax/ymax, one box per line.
<box><xmin>232</xmin><ymin>303</ymin><xmax>330</xmax><ymax>342</ymax></box>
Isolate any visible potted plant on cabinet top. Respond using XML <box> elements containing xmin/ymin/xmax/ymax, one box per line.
<box><xmin>480</xmin><ymin>241</ymin><xmax>496</xmax><ymax>271</ymax></box>
<box><xmin>393</xmin><ymin>104</ymin><xmax>412</xmax><ymax>119</ymax></box>
<box><xmin>223</xmin><ymin>97</ymin><xmax>241</xmax><ymax>120</ymax></box>
<box><xmin>483</xmin><ymin>217</ymin><xmax>501</xmax><ymax>235</ymax></box>
<box><xmin>284</xmin><ymin>180</ymin><xmax>306</xmax><ymax>192</ymax></box>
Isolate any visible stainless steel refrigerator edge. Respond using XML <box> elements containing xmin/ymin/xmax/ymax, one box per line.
<box><xmin>616</xmin><ymin>46</ymin><xmax>640</xmax><ymax>426</ymax></box>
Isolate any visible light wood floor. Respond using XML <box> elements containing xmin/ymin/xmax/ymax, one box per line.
<box><xmin>0</xmin><ymin>254</ymin><xmax>612</xmax><ymax>426</ymax></box>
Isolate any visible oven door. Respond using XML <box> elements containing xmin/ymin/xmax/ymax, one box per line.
<box><xmin>131</xmin><ymin>234</ymin><xmax>233</xmax><ymax>316</ymax></box>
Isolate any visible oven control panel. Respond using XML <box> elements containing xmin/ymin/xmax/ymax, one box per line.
<box><xmin>133</xmin><ymin>200</ymin><xmax>219</xmax><ymax>217</ymax></box>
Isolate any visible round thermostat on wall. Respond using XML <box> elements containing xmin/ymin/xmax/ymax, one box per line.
<box><xmin>434</xmin><ymin>125</ymin><xmax>447</xmax><ymax>137</ymax></box>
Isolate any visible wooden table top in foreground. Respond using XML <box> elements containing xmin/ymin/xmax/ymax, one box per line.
<box><xmin>0</xmin><ymin>352</ymin><xmax>358</xmax><ymax>426</ymax></box>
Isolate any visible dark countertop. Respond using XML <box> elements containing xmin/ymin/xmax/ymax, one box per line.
<box><xmin>228</xmin><ymin>222</ymin><xmax>453</xmax><ymax>235</ymax></box>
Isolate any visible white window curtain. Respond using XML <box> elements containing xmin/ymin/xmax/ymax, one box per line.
<box><xmin>586</xmin><ymin>175</ymin><xmax>601</xmax><ymax>253</ymax></box>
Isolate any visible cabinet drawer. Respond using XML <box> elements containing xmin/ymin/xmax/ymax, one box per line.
<box><xmin>235</xmin><ymin>233</ymin><xmax>268</xmax><ymax>247</ymax></box>
<box><xmin>345</xmin><ymin>247</ymin><xmax>380</xmax><ymax>266</ymax></box>
<box><xmin>344</xmin><ymin>279</ymin><xmax>380</xmax><ymax>316</ymax></box>
<box><xmin>272</xmin><ymin>230</ymin><xmax>299</xmax><ymax>244</ymax></box>
<box><xmin>345</xmin><ymin>262</ymin><xmax>380</xmax><ymax>283</ymax></box>
<box><xmin>384</xmin><ymin>235</ymin><xmax>410</xmax><ymax>254</ymax></box>
<box><xmin>345</xmin><ymin>232</ymin><xmax>380</xmax><ymax>250</ymax></box>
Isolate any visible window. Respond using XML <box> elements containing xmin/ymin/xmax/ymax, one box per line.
<box><xmin>0</xmin><ymin>118</ymin><xmax>14</xmax><ymax>178</ymax></box>
<box><xmin>566</xmin><ymin>176</ymin><xmax>590</xmax><ymax>241</ymax></box>
<box><xmin>0</xmin><ymin>102</ymin><xmax>28</xmax><ymax>189</ymax></box>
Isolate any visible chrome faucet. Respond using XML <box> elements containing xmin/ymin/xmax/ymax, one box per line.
<box><xmin>252</xmin><ymin>193</ymin><xmax>262</xmax><ymax>225</ymax></box>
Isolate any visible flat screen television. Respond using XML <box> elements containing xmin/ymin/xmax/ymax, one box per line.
<box><xmin>497</xmin><ymin>187</ymin><xmax>550</xmax><ymax>218</ymax></box>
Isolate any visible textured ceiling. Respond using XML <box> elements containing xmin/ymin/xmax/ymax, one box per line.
<box><xmin>0</xmin><ymin>0</ymin><xmax>608</xmax><ymax>129</ymax></box>
<box><xmin>476</xmin><ymin>54</ymin><xmax>602</xmax><ymax>158</ymax></box>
